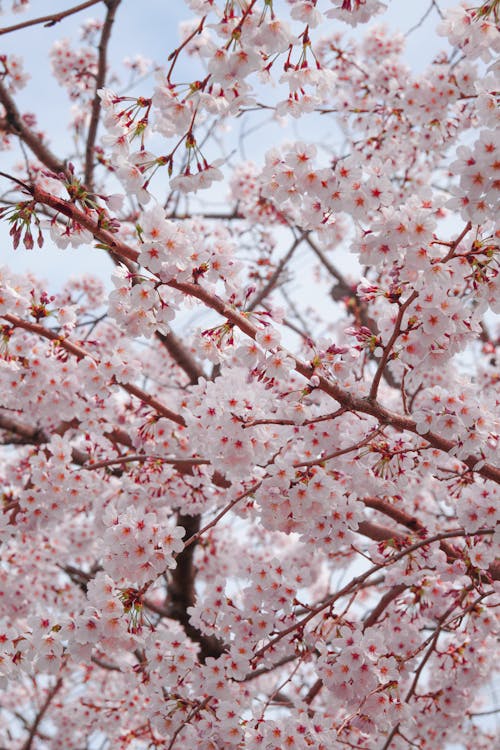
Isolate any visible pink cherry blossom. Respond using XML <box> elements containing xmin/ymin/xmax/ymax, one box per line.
<box><xmin>0</xmin><ymin>2</ymin><xmax>499</xmax><ymax>748</ymax></box>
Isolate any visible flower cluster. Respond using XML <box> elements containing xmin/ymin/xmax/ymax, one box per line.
<box><xmin>50</xmin><ymin>39</ymin><xmax>98</xmax><ymax>100</ymax></box>
<box><xmin>0</xmin><ymin>1</ymin><xmax>499</xmax><ymax>749</ymax></box>
<box><xmin>100</xmin><ymin>504</ymin><xmax>185</xmax><ymax>586</ymax></box>
<box><xmin>327</xmin><ymin>0</ymin><xmax>387</xmax><ymax>26</ymax></box>
<box><xmin>438</xmin><ymin>3</ymin><xmax>500</xmax><ymax>62</ymax></box>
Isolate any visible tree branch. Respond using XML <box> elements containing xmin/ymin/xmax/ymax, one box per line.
<box><xmin>0</xmin><ymin>0</ymin><xmax>102</xmax><ymax>36</ymax></box>
<box><xmin>20</xmin><ymin>677</ymin><xmax>63</xmax><ymax>750</ymax></box>
<box><xmin>247</xmin><ymin>230</ymin><xmax>306</xmax><ymax>312</ymax></box>
<box><xmin>156</xmin><ymin>329</ymin><xmax>205</xmax><ymax>384</ymax></box>
<box><xmin>363</xmin><ymin>584</ymin><xmax>407</xmax><ymax>630</ymax></box>
<box><xmin>369</xmin><ymin>291</ymin><xmax>418</xmax><ymax>401</ymax></box>
<box><xmin>305</xmin><ymin>233</ymin><xmax>402</xmax><ymax>391</ymax></box>
<box><xmin>84</xmin><ymin>0</ymin><xmax>121</xmax><ymax>189</ymax></box>
<box><xmin>251</xmin><ymin>527</ymin><xmax>494</xmax><ymax>662</ymax></box>
<box><xmin>20</xmin><ymin>185</ymin><xmax>500</xmax><ymax>486</ymax></box>
<box><xmin>166</xmin><ymin>512</ymin><xmax>227</xmax><ymax>662</ymax></box>
<box><xmin>2</xmin><ymin>313</ymin><xmax>186</xmax><ymax>426</ymax></box>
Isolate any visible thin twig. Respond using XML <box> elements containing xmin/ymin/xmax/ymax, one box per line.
<box><xmin>183</xmin><ymin>481</ymin><xmax>262</xmax><ymax>551</ymax></box>
<box><xmin>305</xmin><ymin>233</ymin><xmax>351</xmax><ymax>287</ymax></box>
<box><xmin>251</xmin><ymin>527</ymin><xmax>494</xmax><ymax>662</ymax></box>
<box><xmin>404</xmin><ymin>0</ymin><xmax>440</xmax><ymax>37</ymax></box>
<box><xmin>166</xmin><ymin>696</ymin><xmax>212</xmax><ymax>750</ymax></box>
<box><xmin>81</xmin><ymin>454</ymin><xmax>208</xmax><ymax>471</ymax></box>
<box><xmin>381</xmin><ymin>589</ymin><xmax>493</xmax><ymax>750</ymax></box>
<box><xmin>247</xmin><ymin>230</ymin><xmax>306</xmax><ymax>311</ymax></box>
<box><xmin>0</xmin><ymin>0</ymin><xmax>102</xmax><ymax>35</ymax></box>
<box><xmin>21</xmin><ymin>677</ymin><xmax>63</xmax><ymax>750</ymax></box>
<box><xmin>294</xmin><ymin>427</ymin><xmax>382</xmax><ymax>468</ymax></box>
<box><xmin>369</xmin><ymin>291</ymin><xmax>418</xmax><ymax>402</ymax></box>
<box><xmin>439</xmin><ymin>220</ymin><xmax>473</xmax><ymax>263</ymax></box>
<box><xmin>84</xmin><ymin>0</ymin><xmax>121</xmax><ymax>189</ymax></box>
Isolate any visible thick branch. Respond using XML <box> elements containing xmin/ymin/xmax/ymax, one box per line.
<box><xmin>31</xmin><ymin>184</ymin><xmax>139</xmax><ymax>260</ymax></box>
<box><xmin>155</xmin><ymin>326</ymin><xmax>209</xmax><ymax>660</ymax></box>
<box><xmin>166</xmin><ymin>512</ymin><xmax>226</xmax><ymax>661</ymax></box>
<box><xmin>363</xmin><ymin>584</ymin><xmax>407</xmax><ymax>630</ymax></box>
<box><xmin>362</xmin><ymin>495</ymin><xmax>499</xmax><ymax>582</ymax></box>
<box><xmin>170</xmin><ymin>279</ymin><xmax>500</xmax><ymax>485</ymax></box>
<box><xmin>156</xmin><ymin>330</ymin><xmax>205</xmax><ymax>384</ymax></box>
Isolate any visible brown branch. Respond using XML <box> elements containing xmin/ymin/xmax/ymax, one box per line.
<box><xmin>0</xmin><ymin>0</ymin><xmax>102</xmax><ymax>35</ymax></box>
<box><xmin>356</xmin><ymin>519</ymin><xmax>406</xmax><ymax>543</ymax></box>
<box><xmin>294</xmin><ymin>426</ymin><xmax>382</xmax><ymax>468</ymax></box>
<box><xmin>363</xmin><ymin>497</ymin><xmax>423</xmax><ymax>533</ymax></box>
<box><xmin>166</xmin><ymin>512</ymin><xmax>227</xmax><ymax>662</ymax></box>
<box><xmin>241</xmin><ymin>652</ymin><xmax>301</xmax><ymax>682</ymax></box>
<box><xmin>60</xmin><ymin>559</ymin><xmax>226</xmax><ymax>661</ymax></box>
<box><xmin>81</xmin><ymin>454</ymin><xmax>209</xmax><ymax>471</ymax></box>
<box><xmin>247</xmin><ymin>230</ymin><xmax>306</xmax><ymax>312</ymax></box>
<box><xmin>362</xmin><ymin>496</ymin><xmax>477</xmax><ymax>568</ymax></box>
<box><xmin>153</xmin><ymin>328</ymin><xmax>212</xmax><ymax>661</ymax></box>
<box><xmin>381</xmin><ymin>589</ymin><xmax>492</xmax><ymax>750</ymax></box>
<box><xmin>242</xmin><ymin>408</ymin><xmax>345</xmax><ymax>429</ymax></box>
<box><xmin>358</xmin><ymin>507</ymin><xmax>499</xmax><ymax>584</ymax></box>
<box><xmin>439</xmin><ymin>220</ymin><xmax>472</xmax><ymax>263</ymax></box>
<box><xmin>18</xmin><ymin>188</ymin><xmax>500</xmax><ymax>486</ymax></box>
<box><xmin>404</xmin><ymin>0</ymin><xmax>444</xmax><ymax>37</ymax></box>
<box><xmin>91</xmin><ymin>654</ymin><xmax>122</xmax><ymax>671</ymax></box>
<box><xmin>363</xmin><ymin>584</ymin><xmax>407</xmax><ymax>630</ymax></box>
<box><xmin>170</xmin><ymin>279</ymin><xmax>500</xmax><ymax>485</ymax></box>
<box><xmin>0</xmin><ymin>410</ymin><xmax>229</xmax><ymax>493</ymax></box>
<box><xmin>166</xmin><ymin>696</ymin><xmax>212</xmax><ymax>750</ymax></box>
<box><xmin>369</xmin><ymin>291</ymin><xmax>418</xmax><ymax>401</ymax></box>
<box><xmin>3</xmin><ymin>313</ymin><xmax>185</xmax><ymax>427</ymax></box>
<box><xmin>156</xmin><ymin>330</ymin><xmax>205</xmax><ymax>384</ymax></box>
<box><xmin>3</xmin><ymin>313</ymin><xmax>92</xmax><ymax>359</ymax></box>
<box><xmin>0</xmin><ymin>169</ymin><xmax>31</xmax><ymax>192</ymax></box>
<box><xmin>166</xmin><ymin>16</ymin><xmax>206</xmax><ymax>83</ymax></box>
<box><xmin>119</xmin><ymin>380</ymin><xmax>185</xmax><ymax>427</ymax></box>
<box><xmin>163</xmin><ymin>484</ymin><xmax>261</xmax><ymax>660</ymax></box>
<box><xmin>0</xmin><ymin>410</ymin><xmax>132</xmax><ymax>456</ymax></box>
<box><xmin>21</xmin><ymin>677</ymin><xmax>63</xmax><ymax>750</ymax></box>
<box><xmin>305</xmin><ymin>233</ymin><xmax>401</xmax><ymax>391</ymax></box>
<box><xmin>304</xmin><ymin>677</ymin><xmax>323</xmax><ymax>706</ymax></box>
<box><xmin>469</xmin><ymin>707</ymin><xmax>500</xmax><ymax>717</ymax></box>
<box><xmin>0</xmin><ymin>411</ymin><xmax>46</xmax><ymax>444</ymax></box>
<box><xmin>183</xmin><ymin>482</ymin><xmax>261</xmax><ymax>552</ymax></box>
<box><xmin>84</xmin><ymin>0</ymin><xmax>121</xmax><ymax>189</ymax></box>
<box><xmin>251</xmin><ymin>528</ymin><xmax>494</xmax><ymax>662</ymax></box>
<box><xmin>30</xmin><ymin>185</ymin><xmax>139</xmax><ymax>261</ymax></box>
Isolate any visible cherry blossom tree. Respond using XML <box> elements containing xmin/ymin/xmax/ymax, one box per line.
<box><xmin>0</xmin><ymin>0</ymin><xmax>499</xmax><ymax>748</ymax></box>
